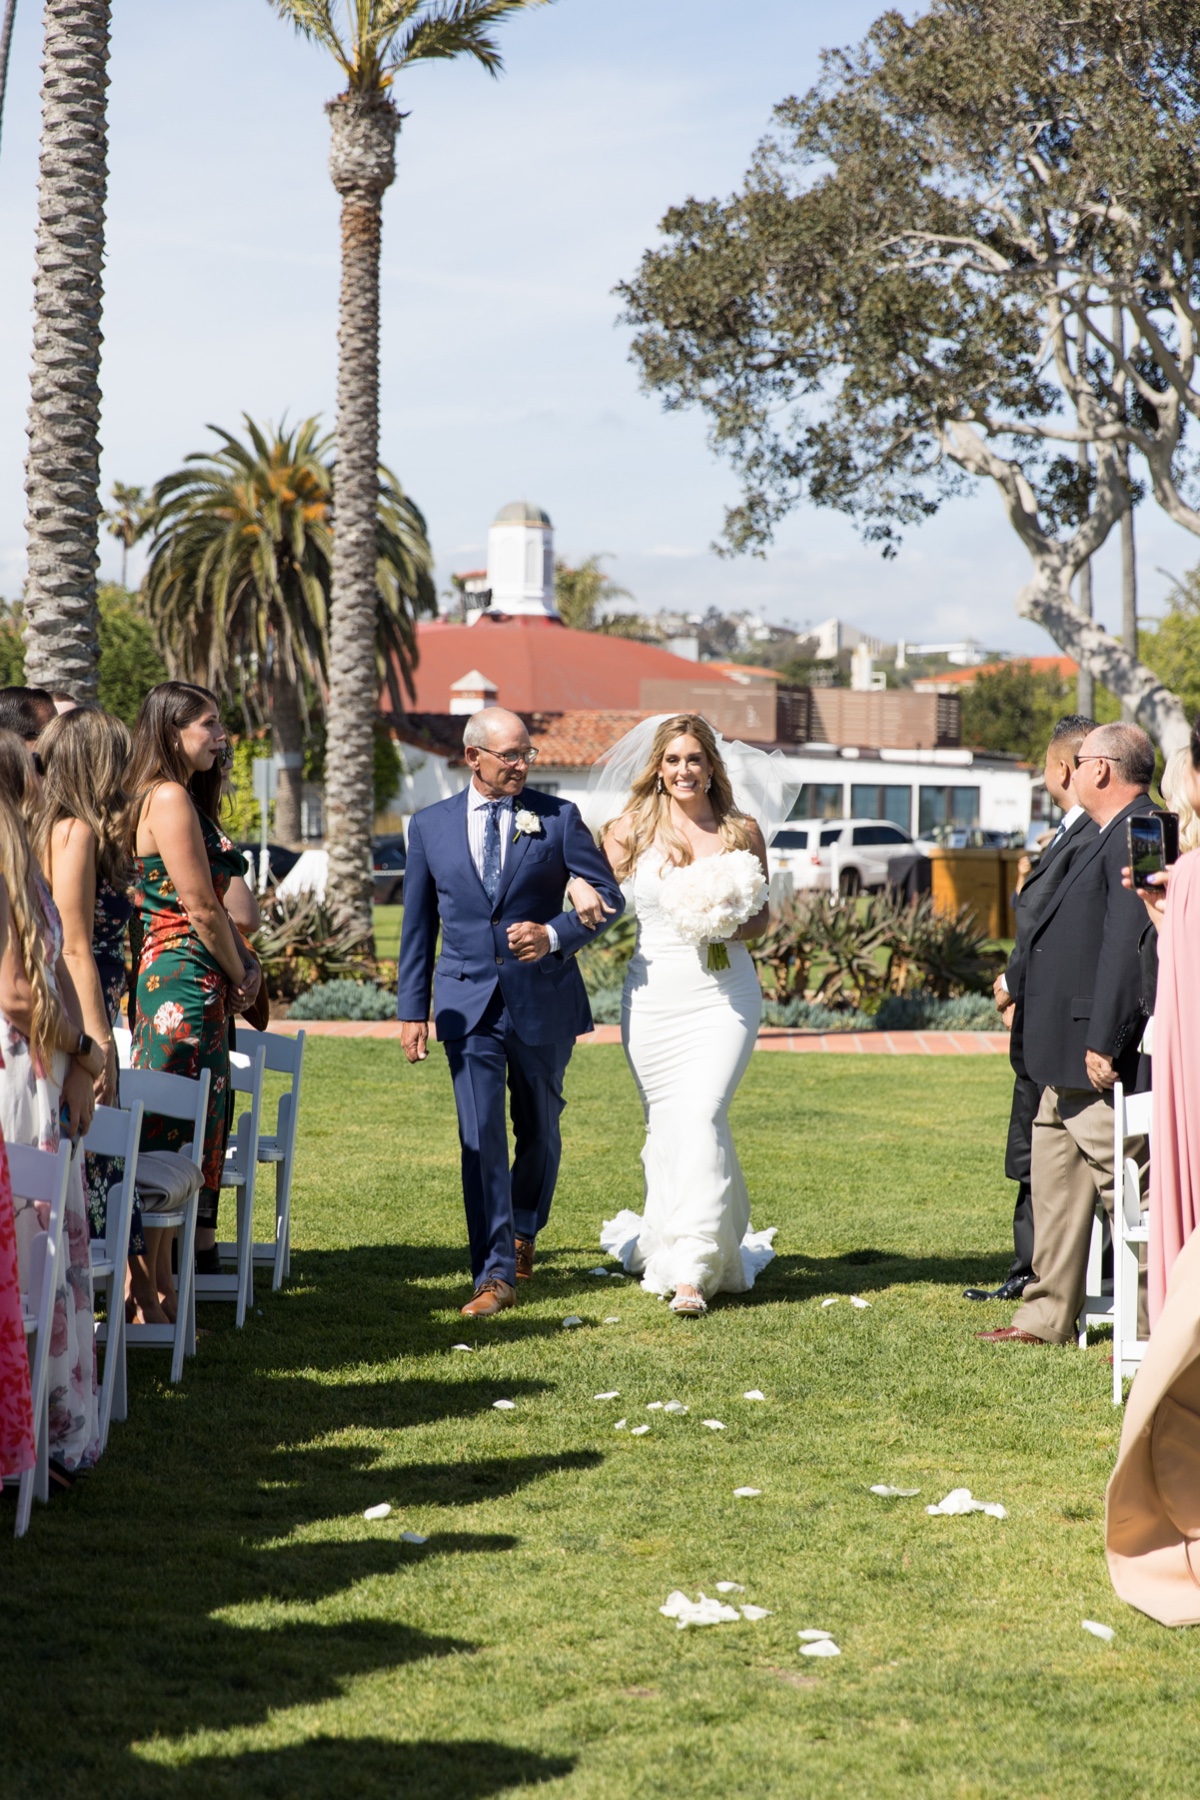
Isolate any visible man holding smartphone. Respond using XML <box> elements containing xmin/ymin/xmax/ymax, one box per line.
<box><xmin>978</xmin><ymin>722</ymin><xmax>1153</xmax><ymax>1348</ymax></box>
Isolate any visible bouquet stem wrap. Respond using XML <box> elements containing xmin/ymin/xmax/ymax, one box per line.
<box><xmin>707</xmin><ymin>942</ymin><xmax>731</xmax><ymax>971</ymax></box>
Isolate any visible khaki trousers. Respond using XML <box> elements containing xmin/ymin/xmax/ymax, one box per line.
<box><xmin>1012</xmin><ymin>1084</ymin><xmax>1148</xmax><ymax>1347</ymax></box>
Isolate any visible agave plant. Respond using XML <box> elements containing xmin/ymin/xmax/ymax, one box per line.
<box><xmin>253</xmin><ymin>889</ymin><xmax>374</xmax><ymax>999</ymax></box>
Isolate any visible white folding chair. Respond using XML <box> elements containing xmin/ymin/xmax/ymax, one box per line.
<box><xmin>235</xmin><ymin>1029</ymin><xmax>305</xmax><ymax>1289</ymax></box>
<box><xmin>197</xmin><ymin>1041</ymin><xmax>266</xmax><ymax>1327</ymax></box>
<box><xmin>13</xmin><ymin>1139</ymin><xmax>75</xmax><ymax>1538</ymax></box>
<box><xmin>1078</xmin><ymin>1212</ymin><xmax>1113</xmax><ymax>1347</ymax></box>
<box><xmin>120</xmin><ymin>1065</ymin><xmax>211</xmax><ymax>1384</ymax></box>
<box><xmin>87</xmin><ymin>1100</ymin><xmax>143</xmax><ymax>1452</ymax></box>
<box><xmin>1112</xmin><ymin>1081</ymin><xmax>1153</xmax><ymax>1404</ymax></box>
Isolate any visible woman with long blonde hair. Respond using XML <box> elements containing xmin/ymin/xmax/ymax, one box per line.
<box><xmin>0</xmin><ymin>730</ymin><xmax>108</xmax><ymax>1482</ymax></box>
<box><xmin>1160</xmin><ymin>745</ymin><xmax>1200</xmax><ymax>853</ymax></box>
<box><xmin>587</xmin><ymin>714</ymin><xmax>781</xmax><ymax>1316</ymax></box>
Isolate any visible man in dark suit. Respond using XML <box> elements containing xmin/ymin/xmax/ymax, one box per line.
<box><xmin>397</xmin><ymin>708</ymin><xmax>624</xmax><ymax>1318</ymax></box>
<box><xmin>964</xmin><ymin>715</ymin><xmax>1097</xmax><ymax>1302</ymax></box>
<box><xmin>979</xmin><ymin>722</ymin><xmax>1153</xmax><ymax>1347</ymax></box>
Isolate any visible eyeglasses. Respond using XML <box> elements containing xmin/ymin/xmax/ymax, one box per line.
<box><xmin>481</xmin><ymin>746</ymin><xmax>539</xmax><ymax>766</ymax></box>
<box><xmin>1074</xmin><ymin>754</ymin><xmax>1107</xmax><ymax>766</ymax></box>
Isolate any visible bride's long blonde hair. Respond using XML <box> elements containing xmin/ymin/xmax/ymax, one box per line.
<box><xmin>606</xmin><ymin>714</ymin><xmax>754</xmax><ymax>881</ymax></box>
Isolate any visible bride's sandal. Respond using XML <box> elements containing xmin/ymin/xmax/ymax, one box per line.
<box><xmin>670</xmin><ymin>1287</ymin><xmax>707</xmax><ymax>1317</ymax></box>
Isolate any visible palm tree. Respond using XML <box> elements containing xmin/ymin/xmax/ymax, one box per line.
<box><xmin>140</xmin><ymin>414</ymin><xmax>436</xmax><ymax>845</ymax></box>
<box><xmin>271</xmin><ymin>0</ymin><xmax>550</xmax><ymax>931</ymax></box>
<box><xmin>102</xmin><ymin>481</ymin><xmax>148</xmax><ymax>587</ymax></box>
<box><xmin>23</xmin><ymin>0</ymin><xmax>111</xmax><ymax>701</ymax></box>
<box><xmin>0</xmin><ymin>0</ymin><xmax>19</xmax><ymax>162</ymax></box>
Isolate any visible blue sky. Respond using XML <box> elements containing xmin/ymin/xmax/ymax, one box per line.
<box><xmin>1</xmin><ymin>0</ymin><xmax>1197</xmax><ymax>652</ymax></box>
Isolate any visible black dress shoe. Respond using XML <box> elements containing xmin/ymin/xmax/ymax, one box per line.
<box><xmin>963</xmin><ymin>1274</ymin><xmax>1033</xmax><ymax>1302</ymax></box>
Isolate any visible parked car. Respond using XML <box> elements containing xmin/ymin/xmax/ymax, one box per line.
<box><xmin>372</xmin><ymin>834</ymin><xmax>407</xmax><ymax>905</ymax></box>
<box><xmin>770</xmin><ymin>817</ymin><xmax>914</xmax><ymax>897</ymax></box>
<box><xmin>235</xmin><ymin>841</ymin><xmax>302</xmax><ymax>887</ymax></box>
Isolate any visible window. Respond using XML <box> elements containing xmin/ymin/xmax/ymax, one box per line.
<box><xmin>373</xmin><ymin>842</ymin><xmax>406</xmax><ymax>870</ymax></box>
<box><xmin>918</xmin><ymin>785</ymin><xmax>980</xmax><ymax>835</ymax></box>
<box><xmin>773</xmin><ymin>829</ymin><xmax>809</xmax><ymax>850</ymax></box>
<box><xmin>852</xmin><ymin>824</ymin><xmax>911</xmax><ymax>846</ymax></box>
<box><xmin>793</xmin><ymin>782</ymin><xmax>843</xmax><ymax>820</ymax></box>
<box><xmin>850</xmin><ymin>784</ymin><xmax>912</xmax><ymax>830</ymax></box>
<box><xmin>819</xmin><ymin>826</ymin><xmax>843</xmax><ymax>847</ymax></box>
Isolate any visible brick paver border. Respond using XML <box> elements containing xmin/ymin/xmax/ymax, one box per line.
<box><xmin>267</xmin><ymin>1019</ymin><xmax>1010</xmax><ymax>1055</ymax></box>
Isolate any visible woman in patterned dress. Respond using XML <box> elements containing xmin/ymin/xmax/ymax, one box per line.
<box><xmin>33</xmin><ymin>708</ymin><xmax>160</xmax><ymax>1317</ymax></box>
<box><xmin>0</xmin><ymin>732</ymin><xmax>107</xmax><ymax>1480</ymax></box>
<box><xmin>0</xmin><ymin>860</ymin><xmax>35</xmax><ymax>1491</ymax></box>
<box><xmin>126</xmin><ymin>685</ymin><xmax>262</xmax><ymax>1316</ymax></box>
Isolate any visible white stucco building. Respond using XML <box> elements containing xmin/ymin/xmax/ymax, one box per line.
<box><xmin>473</xmin><ymin>500</ymin><xmax>559</xmax><ymax>620</ymax></box>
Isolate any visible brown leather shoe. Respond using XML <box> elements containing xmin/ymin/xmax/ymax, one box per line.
<box><xmin>461</xmin><ymin>1279</ymin><xmax>517</xmax><ymax>1319</ymax></box>
<box><xmin>515</xmin><ymin>1237</ymin><xmax>535</xmax><ymax>1283</ymax></box>
<box><xmin>975</xmin><ymin>1326</ymin><xmax>1050</xmax><ymax>1344</ymax></box>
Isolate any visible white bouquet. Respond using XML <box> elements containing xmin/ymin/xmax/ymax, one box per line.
<box><xmin>659</xmin><ymin>849</ymin><xmax>767</xmax><ymax>969</ymax></box>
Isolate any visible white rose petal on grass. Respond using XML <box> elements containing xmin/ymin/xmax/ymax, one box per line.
<box><xmin>925</xmin><ymin>1487</ymin><xmax>1007</xmax><ymax>1519</ymax></box>
<box><xmin>363</xmin><ymin>1503</ymin><xmax>392</xmax><ymax>1521</ymax></box>
<box><xmin>715</xmin><ymin>1582</ymin><xmax>745</xmax><ymax>1594</ymax></box>
<box><xmin>740</xmin><ymin>1605</ymin><xmax>772</xmax><ymax>1621</ymax></box>
<box><xmin>613</xmin><ymin>1419</ymin><xmax>627</xmax><ymax>1431</ymax></box>
<box><xmin>743</xmin><ymin>1390</ymin><xmax>766</xmax><ymax>1402</ymax></box>
<box><xmin>593</xmin><ymin>1391</ymin><xmax>620</xmax><ymax>1401</ymax></box>
<box><xmin>662</xmin><ymin>1401</ymin><xmax>689</xmax><ymax>1415</ymax></box>
<box><xmin>604</xmin><ymin>1316</ymin><xmax>621</xmax><ymax>1324</ymax></box>
<box><xmin>800</xmin><ymin>1638</ymin><xmax>841</xmax><ymax>1658</ymax></box>
<box><xmin>733</xmin><ymin>1487</ymin><xmax>762</xmax><ymax>1498</ymax></box>
<box><xmin>869</xmin><ymin>1485</ymin><xmax>922</xmax><ymax>1498</ymax></box>
<box><xmin>660</xmin><ymin>1590</ymin><xmax>742</xmax><ymax>1629</ymax></box>
<box><xmin>492</xmin><ymin>1399</ymin><xmax>516</xmax><ymax>1411</ymax></box>
<box><xmin>450</xmin><ymin>1343</ymin><xmax>474</xmax><ymax>1353</ymax></box>
<box><xmin>562</xmin><ymin>1316</ymin><xmax>584</xmax><ymax>1329</ymax></box>
<box><xmin>821</xmin><ymin>1297</ymin><xmax>839</xmax><ymax>1309</ymax></box>
<box><xmin>1082</xmin><ymin>1620</ymin><xmax>1115</xmax><ymax>1643</ymax></box>
<box><xmin>631</xmin><ymin>1424</ymin><xmax>651</xmax><ymax>1436</ymax></box>
<box><xmin>798</xmin><ymin>1630</ymin><xmax>834</xmax><ymax>1641</ymax></box>
<box><xmin>646</xmin><ymin>1402</ymin><xmax>664</xmax><ymax>1411</ymax></box>
<box><xmin>587</xmin><ymin>1268</ymin><xmax>610</xmax><ymax>1278</ymax></box>
<box><xmin>400</xmin><ymin>1530</ymin><xmax>427</xmax><ymax>1545</ymax></box>
<box><xmin>701</xmin><ymin>1419</ymin><xmax>725</xmax><ymax>1431</ymax></box>
<box><xmin>850</xmin><ymin>1295</ymin><xmax>871</xmax><ymax>1310</ymax></box>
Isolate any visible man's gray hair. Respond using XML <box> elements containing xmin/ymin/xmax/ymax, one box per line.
<box><xmin>462</xmin><ymin>706</ymin><xmax>524</xmax><ymax>751</ymax></box>
<box><xmin>1087</xmin><ymin>722</ymin><xmax>1155</xmax><ymax>787</ymax></box>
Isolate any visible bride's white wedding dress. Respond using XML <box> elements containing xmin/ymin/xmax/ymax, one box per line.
<box><xmin>600</xmin><ymin>848</ymin><xmax>777</xmax><ymax>1300</ymax></box>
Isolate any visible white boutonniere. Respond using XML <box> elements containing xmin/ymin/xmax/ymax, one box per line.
<box><xmin>513</xmin><ymin>808</ymin><xmax>543</xmax><ymax>840</ymax></box>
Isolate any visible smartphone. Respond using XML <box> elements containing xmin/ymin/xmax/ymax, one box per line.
<box><xmin>1128</xmin><ymin>814</ymin><xmax>1167</xmax><ymax>890</ymax></box>
<box><xmin>1152</xmin><ymin>807</ymin><xmax>1180</xmax><ymax>867</ymax></box>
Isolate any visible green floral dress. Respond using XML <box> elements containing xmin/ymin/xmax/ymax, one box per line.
<box><xmin>131</xmin><ymin>811</ymin><xmax>244</xmax><ymax>1229</ymax></box>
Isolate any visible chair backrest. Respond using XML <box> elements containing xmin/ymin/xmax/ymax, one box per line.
<box><xmin>85</xmin><ymin>1100</ymin><xmax>144</xmax><ymax>1162</ymax></box>
<box><xmin>114</xmin><ymin>1026</ymin><xmax>132</xmax><ymax>1070</ymax></box>
<box><xmin>12</xmin><ymin>1140</ymin><xmax>73</xmax><ymax>1325</ymax></box>
<box><xmin>237</xmin><ymin>1029</ymin><xmax>304</xmax><ymax>1158</ymax></box>
<box><xmin>118</xmin><ymin>1066</ymin><xmax>211</xmax><ymax>1169</ymax></box>
<box><xmin>227</xmin><ymin>1042</ymin><xmax>267</xmax><ymax>1166</ymax></box>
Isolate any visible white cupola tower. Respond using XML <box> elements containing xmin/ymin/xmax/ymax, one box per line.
<box><xmin>484</xmin><ymin>501</ymin><xmax>559</xmax><ymax>619</ymax></box>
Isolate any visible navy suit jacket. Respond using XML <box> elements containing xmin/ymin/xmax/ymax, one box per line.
<box><xmin>395</xmin><ymin>785</ymin><xmax>625</xmax><ymax>1046</ymax></box>
<box><xmin>1021</xmin><ymin>796</ymin><xmax>1150</xmax><ymax>1091</ymax></box>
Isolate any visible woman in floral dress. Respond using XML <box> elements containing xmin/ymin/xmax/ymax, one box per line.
<box><xmin>126</xmin><ymin>685</ymin><xmax>261</xmax><ymax>1313</ymax></box>
<box><xmin>33</xmin><ymin>708</ymin><xmax>158</xmax><ymax>1316</ymax></box>
<box><xmin>0</xmin><ymin>732</ymin><xmax>107</xmax><ymax>1481</ymax></box>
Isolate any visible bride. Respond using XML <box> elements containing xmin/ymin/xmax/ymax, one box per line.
<box><xmin>574</xmin><ymin>714</ymin><xmax>788</xmax><ymax>1317</ymax></box>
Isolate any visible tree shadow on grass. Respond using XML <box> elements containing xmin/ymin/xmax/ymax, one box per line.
<box><xmin>141</xmin><ymin>1736</ymin><xmax>574</xmax><ymax>1800</ymax></box>
<box><xmin>725</xmin><ymin>1247</ymin><xmax>1015</xmax><ymax>1308</ymax></box>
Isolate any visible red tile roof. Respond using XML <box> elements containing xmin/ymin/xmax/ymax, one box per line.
<box><xmin>400</xmin><ymin>616</ymin><xmax>743</xmax><ymax>714</ymax></box>
<box><xmin>524</xmin><ymin>710</ymin><xmax>650</xmax><ymax>767</ymax></box>
<box><xmin>913</xmin><ymin>655</ymin><xmax>1077</xmax><ymax>691</ymax></box>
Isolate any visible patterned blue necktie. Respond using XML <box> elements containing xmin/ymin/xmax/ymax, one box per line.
<box><xmin>481</xmin><ymin>800</ymin><xmax>503</xmax><ymax>903</ymax></box>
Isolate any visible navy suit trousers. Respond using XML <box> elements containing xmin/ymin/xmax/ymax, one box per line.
<box><xmin>442</xmin><ymin>988</ymin><xmax>573</xmax><ymax>1287</ymax></box>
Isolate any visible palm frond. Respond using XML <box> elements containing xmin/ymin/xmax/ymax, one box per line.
<box><xmin>270</xmin><ymin>0</ymin><xmax>354</xmax><ymax>75</ymax></box>
<box><xmin>391</xmin><ymin>0</ymin><xmax>552</xmax><ymax>75</ymax></box>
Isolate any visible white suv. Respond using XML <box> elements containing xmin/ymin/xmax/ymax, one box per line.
<box><xmin>770</xmin><ymin>817</ymin><xmax>914</xmax><ymax>896</ymax></box>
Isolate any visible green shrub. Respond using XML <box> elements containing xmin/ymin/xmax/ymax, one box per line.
<box><xmin>288</xmin><ymin>979</ymin><xmax>395</xmax><ymax>1021</ymax></box>
<box><xmin>761</xmin><ymin>998</ymin><xmax>865</xmax><ymax>1031</ymax></box>
<box><xmin>873</xmin><ymin>992</ymin><xmax>1005</xmax><ymax>1031</ymax></box>
<box><xmin>587</xmin><ymin>986</ymin><xmax>625</xmax><ymax>1026</ymax></box>
<box><xmin>577</xmin><ymin>913</ymin><xmax>637</xmax><ymax>996</ymax></box>
<box><xmin>254</xmin><ymin>892</ymin><xmax>372</xmax><ymax>999</ymax></box>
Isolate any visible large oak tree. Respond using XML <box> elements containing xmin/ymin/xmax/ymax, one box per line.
<box><xmin>620</xmin><ymin>0</ymin><xmax>1200</xmax><ymax>751</ymax></box>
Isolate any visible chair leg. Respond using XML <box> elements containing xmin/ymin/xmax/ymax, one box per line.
<box><xmin>173</xmin><ymin>1208</ymin><xmax>198</xmax><ymax>1383</ymax></box>
<box><xmin>273</xmin><ymin>1160</ymin><xmax>288</xmax><ymax>1289</ymax></box>
<box><xmin>235</xmin><ymin>1178</ymin><xmax>254</xmax><ymax>1329</ymax></box>
<box><xmin>15</xmin><ymin>1463</ymin><xmax>34</xmax><ymax>1537</ymax></box>
<box><xmin>96</xmin><ymin>1275</ymin><xmax>116</xmax><ymax>1454</ymax></box>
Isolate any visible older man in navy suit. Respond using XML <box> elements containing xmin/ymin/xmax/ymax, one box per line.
<box><xmin>397</xmin><ymin>707</ymin><xmax>624</xmax><ymax>1317</ymax></box>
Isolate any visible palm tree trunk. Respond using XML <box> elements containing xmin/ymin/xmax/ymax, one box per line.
<box><xmin>0</xmin><ymin>0</ymin><xmax>19</xmax><ymax>161</ymax></box>
<box><xmin>322</xmin><ymin>89</ymin><xmax>398</xmax><ymax>936</ymax></box>
<box><xmin>272</xmin><ymin>661</ymin><xmax>305</xmax><ymax>848</ymax></box>
<box><xmin>23</xmin><ymin>0</ymin><xmax>109</xmax><ymax>701</ymax></box>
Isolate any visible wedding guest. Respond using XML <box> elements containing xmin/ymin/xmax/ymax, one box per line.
<box><xmin>0</xmin><ymin>731</ymin><xmax>106</xmax><ymax>1483</ymax></box>
<box><xmin>126</xmin><ymin>684</ymin><xmax>261</xmax><ymax>1307</ymax></box>
<box><xmin>33</xmin><ymin>707</ymin><xmax>164</xmax><ymax>1319</ymax></box>
<box><xmin>1125</xmin><ymin>719</ymin><xmax>1200</xmax><ymax>1326</ymax></box>
<box><xmin>0</xmin><ymin>687</ymin><xmax>56</xmax><ymax>746</ymax></box>
<box><xmin>1159</xmin><ymin>746</ymin><xmax>1200</xmax><ymax>852</ymax></box>
<box><xmin>966</xmin><ymin>714</ymin><xmax>1097</xmax><ymax>1302</ymax></box>
<box><xmin>0</xmin><ymin>960</ymin><xmax>34</xmax><ymax>1493</ymax></box>
<box><xmin>979</xmin><ymin>722</ymin><xmax>1153</xmax><ymax>1348</ymax></box>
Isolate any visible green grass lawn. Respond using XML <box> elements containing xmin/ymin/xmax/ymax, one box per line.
<box><xmin>3</xmin><ymin>1044</ymin><xmax>1193</xmax><ymax>1798</ymax></box>
<box><xmin>373</xmin><ymin>903</ymin><xmax>402</xmax><ymax>961</ymax></box>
